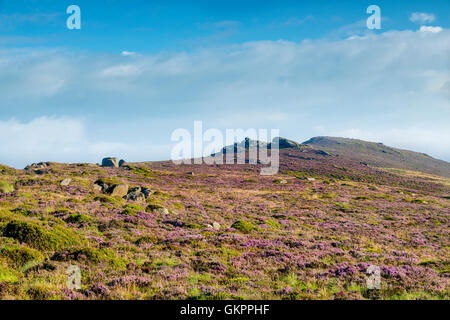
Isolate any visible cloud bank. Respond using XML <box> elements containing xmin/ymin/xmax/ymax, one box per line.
<box><xmin>0</xmin><ymin>28</ymin><xmax>449</xmax><ymax>167</ymax></box>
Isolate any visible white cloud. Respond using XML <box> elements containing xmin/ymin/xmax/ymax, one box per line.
<box><xmin>419</xmin><ymin>26</ymin><xmax>443</xmax><ymax>33</ymax></box>
<box><xmin>410</xmin><ymin>12</ymin><xmax>435</xmax><ymax>24</ymax></box>
<box><xmin>0</xmin><ymin>117</ymin><xmax>170</xmax><ymax>168</ymax></box>
<box><xmin>0</xmin><ymin>28</ymin><xmax>449</xmax><ymax>166</ymax></box>
<box><xmin>121</xmin><ymin>51</ymin><xmax>137</xmax><ymax>56</ymax></box>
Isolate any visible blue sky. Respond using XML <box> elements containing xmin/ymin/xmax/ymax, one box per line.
<box><xmin>0</xmin><ymin>0</ymin><xmax>449</xmax><ymax>167</ymax></box>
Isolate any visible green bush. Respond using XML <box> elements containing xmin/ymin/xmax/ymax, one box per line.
<box><xmin>53</xmin><ymin>247</ymin><xmax>126</xmax><ymax>270</ymax></box>
<box><xmin>231</xmin><ymin>220</ymin><xmax>256</xmax><ymax>234</ymax></box>
<box><xmin>94</xmin><ymin>195</ymin><xmax>123</xmax><ymax>207</ymax></box>
<box><xmin>0</xmin><ymin>180</ymin><xmax>14</xmax><ymax>193</ymax></box>
<box><xmin>0</xmin><ymin>264</ymin><xmax>19</xmax><ymax>283</ymax></box>
<box><xmin>66</xmin><ymin>213</ymin><xmax>92</xmax><ymax>224</ymax></box>
<box><xmin>265</xmin><ymin>219</ymin><xmax>281</xmax><ymax>229</ymax></box>
<box><xmin>135</xmin><ymin>235</ymin><xmax>158</xmax><ymax>246</ymax></box>
<box><xmin>146</xmin><ymin>204</ymin><xmax>163</xmax><ymax>212</ymax></box>
<box><xmin>0</xmin><ymin>245</ymin><xmax>44</xmax><ymax>267</ymax></box>
<box><xmin>3</xmin><ymin>220</ymin><xmax>83</xmax><ymax>251</ymax></box>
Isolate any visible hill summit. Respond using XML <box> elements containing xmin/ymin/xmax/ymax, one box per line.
<box><xmin>303</xmin><ymin>136</ymin><xmax>450</xmax><ymax>178</ymax></box>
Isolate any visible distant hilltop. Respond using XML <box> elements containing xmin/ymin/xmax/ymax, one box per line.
<box><xmin>5</xmin><ymin>136</ymin><xmax>450</xmax><ymax>179</ymax></box>
<box><xmin>303</xmin><ymin>136</ymin><xmax>450</xmax><ymax>178</ymax></box>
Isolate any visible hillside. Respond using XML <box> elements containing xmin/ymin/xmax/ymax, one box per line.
<box><xmin>0</xmin><ymin>139</ymin><xmax>448</xmax><ymax>300</ymax></box>
<box><xmin>303</xmin><ymin>136</ymin><xmax>450</xmax><ymax>178</ymax></box>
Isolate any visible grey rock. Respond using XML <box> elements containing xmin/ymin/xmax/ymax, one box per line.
<box><xmin>124</xmin><ymin>191</ymin><xmax>145</xmax><ymax>202</ymax></box>
<box><xmin>101</xmin><ymin>157</ymin><xmax>120</xmax><ymax>168</ymax></box>
<box><xmin>106</xmin><ymin>184</ymin><xmax>129</xmax><ymax>197</ymax></box>
<box><xmin>212</xmin><ymin>222</ymin><xmax>221</xmax><ymax>230</ymax></box>
<box><xmin>152</xmin><ymin>207</ymin><xmax>170</xmax><ymax>215</ymax></box>
<box><xmin>119</xmin><ymin>159</ymin><xmax>126</xmax><ymax>167</ymax></box>
<box><xmin>60</xmin><ymin>178</ymin><xmax>72</xmax><ymax>186</ymax></box>
<box><xmin>141</xmin><ymin>188</ymin><xmax>152</xmax><ymax>198</ymax></box>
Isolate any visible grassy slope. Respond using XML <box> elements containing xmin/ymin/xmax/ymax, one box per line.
<box><xmin>303</xmin><ymin>136</ymin><xmax>450</xmax><ymax>178</ymax></box>
<box><xmin>0</xmin><ymin>148</ymin><xmax>448</xmax><ymax>300</ymax></box>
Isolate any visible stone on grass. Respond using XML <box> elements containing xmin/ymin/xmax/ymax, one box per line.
<box><xmin>212</xmin><ymin>222</ymin><xmax>221</xmax><ymax>230</ymax></box>
<box><xmin>101</xmin><ymin>157</ymin><xmax>120</xmax><ymax>168</ymax></box>
<box><xmin>141</xmin><ymin>188</ymin><xmax>151</xmax><ymax>198</ymax></box>
<box><xmin>60</xmin><ymin>178</ymin><xmax>72</xmax><ymax>186</ymax></box>
<box><xmin>106</xmin><ymin>184</ymin><xmax>129</xmax><ymax>197</ymax></box>
<box><xmin>124</xmin><ymin>191</ymin><xmax>145</xmax><ymax>202</ymax></box>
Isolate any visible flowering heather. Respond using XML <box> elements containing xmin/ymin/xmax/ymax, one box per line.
<box><xmin>0</xmin><ymin>146</ymin><xmax>448</xmax><ymax>300</ymax></box>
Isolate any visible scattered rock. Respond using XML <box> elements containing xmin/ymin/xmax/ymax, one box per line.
<box><xmin>147</xmin><ymin>205</ymin><xmax>170</xmax><ymax>215</ymax></box>
<box><xmin>60</xmin><ymin>178</ymin><xmax>72</xmax><ymax>186</ymax></box>
<box><xmin>101</xmin><ymin>157</ymin><xmax>120</xmax><ymax>168</ymax></box>
<box><xmin>25</xmin><ymin>162</ymin><xmax>51</xmax><ymax>170</ymax></box>
<box><xmin>307</xmin><ymin>178</ymin><xmax>316</xmax><ymax>181</ymax></box>
<box><xmin>212</xmin><ymin>222</ymin><xmax>221</xmax><ymax>230</ymax></box>
<box><xmin>186</xmin><ymin>172</ymin><xmax>194</xmax><ymax>176</ymax></box>
<box><xmin>34</xmin><ymin>169</ymin><xmax>50</xmax><ymax>175</ymax></box>
<box><xmin>106</xmin><ymin>184</ymin><xmax>129</xmax><ymax>197</ymax></box>
<box><xmin>124</xmin><ymin>191</ymin><xmax>145</xmax><ymax>202</ymax></box>
<box><xmin>141</xmin><ymin>188</ymin><xmax>152</xmax><ymax>198</ymax></box>
<box><xmin>156</xmin><ymin>207</ymin><xmax>170</xmax><ymax>215</ymax></box>
<box><xmin>119</xmin><ymin>159</ymin><xmax>126</xmax><ymax>167</ymax></box>
<box><xmin>93</xmin><ymin>180</ymin><xmax>109</xmax><ymax>192</ymax></box>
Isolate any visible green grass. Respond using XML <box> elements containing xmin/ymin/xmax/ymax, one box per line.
<box><xmin>231</xmin><ymin>220</ymin><xmax>257</xmax><ymax>233</ymax></box>
<box><xmin>0</xmin><ymin>180</ymin><xmax>14</xmax><ymax>193</ymax></box>
<box><xmin>0</xmin><ymin>245</ymin><xmax>44</xmax><ymax>267</ymax></box>
<box><xmin>3</xmin><ymin>220</ymin><xmax>83</xmax><ymax>251</ymax></box>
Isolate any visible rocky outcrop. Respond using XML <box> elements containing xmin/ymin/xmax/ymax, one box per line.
<box><xmin>106</xmin><ymin>184</ymin><xmax>129</xmax><ymax>197</ymax></box>
<box><xmin>270</xmin><ymin>137</ymin><xmax>301</xmax><ymax>149</ymax></box>
<box><xmin>101</xmin><ymin>157</ymin><xmax>120</xmax><ymax>168</ymax></box>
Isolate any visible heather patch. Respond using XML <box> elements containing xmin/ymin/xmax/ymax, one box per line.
<box><xmin>0</xmin><ymin>146</ymin><xmax>448</xmax><ymax>300</ymax></box>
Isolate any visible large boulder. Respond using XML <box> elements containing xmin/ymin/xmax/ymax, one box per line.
<box><xmin>106</xmin><ymin>184</ymin><xmax>129</xmax><ymax>197</ymax></box>
<box><xmin>101</xmin><ymin>157</ymin><xmax>120</xmax><ymax>168</ymax></box>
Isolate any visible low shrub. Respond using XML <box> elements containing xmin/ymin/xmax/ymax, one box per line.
<box><xmin>0</xmin><ymin>245</ymin><xmax>44</xmax><ymax>267</ymax></box>
<box><xmin>3</xmin><ymin>220</ymin><xmax>83</xmax><ymax>251</ymax></box>
<box><xmin>231</xmin><ymin>220</ymin><xmax>256</xmax><ymax>233</ymax></box>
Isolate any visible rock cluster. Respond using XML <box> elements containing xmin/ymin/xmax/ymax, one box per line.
<box><xmin>101</xmin><ymin>157</ymin><xmax>126</xmax><ymax>168</ymax></box>
<box><xmin>93</xmin><ymin>180</ymin><xmax>152</xmax><ymax>202</ymax></box>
